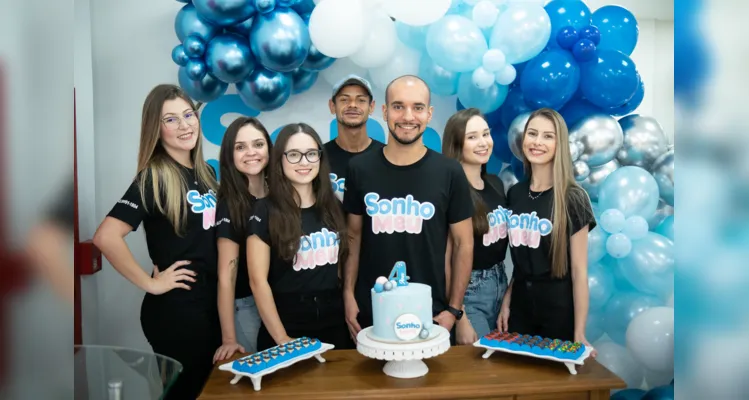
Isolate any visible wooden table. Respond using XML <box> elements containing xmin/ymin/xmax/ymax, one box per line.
<box><xmin>199</xmin><ymin>345</ymin><xmax>625</xmax><ymax>399</ymax></box>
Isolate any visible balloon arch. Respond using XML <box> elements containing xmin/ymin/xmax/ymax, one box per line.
<box><xmin>171</xmin><ymin>0</ymin><xmax>674</xmax><ymax>395</ymax></box>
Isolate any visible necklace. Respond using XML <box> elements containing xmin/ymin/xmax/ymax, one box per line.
<box><xmin>528</xmin><ymin>186</ymin><xmax>550</xmax><ymax>200</ymax></box>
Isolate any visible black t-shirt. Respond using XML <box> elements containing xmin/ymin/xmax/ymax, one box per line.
<box><xmin>473</xmin><ymin>175</ymin><xmax>510</xmax><ymax>270</ymax></box>
<box><xmin>247</xmin><ymin>198</ymin><xmax>341</xmax><ymax>294</ymax></box>
<box><xmin>506</xmin><ymin>180</ymin><xmax>596</xmax><ymax>281</ymax></box>
<box><xmin>343</xmin><ymin>148</ymin><xmax>474</xmax><ymax>317</ymax></box>
<box><xmin>106</xmin><ymin>164</ymin><xmax>219</xmax><ymax>303</ymax></box>
<box><xmin>215</xmin><ymin>198</ymin><xmax>254</xmax><ymax>299</ymax></box>
<box><xmin>323</xmin><ymin>138</ymin><xmax>384</xmax><ymax>202</ymax></box>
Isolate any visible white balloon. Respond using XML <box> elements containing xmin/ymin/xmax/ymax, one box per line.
<box><xmin>319</xmin><ymin>58</ymin><xmax>368</xmax><ymax>87</ymax></box>
<box><xmin>349</xmin><ymin>11</ymin><xmax>397</xmax><ymax>68</ymax></box>
<box><xmin>309</xmin><ymin>0</ymin><xmax>367</xmax><ymax>58</ymax></box>
<box><xmin>595</xmin><ymin>341</ymin><xmax>645</xmax><ymax>388</ymax></box>
<box><xmin>367</xmin><ymin>42</ymin><xmax>421</xmax><ymax>89</ymax></box>
<box><xmin>381</xmin><ymin>0</ymin><xmax>451</xmax><ymax>26</ymax></box>
<box><xmin>626</xmin><ymin>307</ymin><xmax>674</xmax><ymax>373</ymax></box>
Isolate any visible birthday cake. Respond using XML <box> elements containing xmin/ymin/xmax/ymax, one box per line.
<box><xmin>478</xmin><ymin>330</ymin><xmax>586</xmax><ymax>360</ymax></box>
<box><xmin>369</xmin><ymin>261</ymin><xmax>435</xmax><ymax>343</ymax></box>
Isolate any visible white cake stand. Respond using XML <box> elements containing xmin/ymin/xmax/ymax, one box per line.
<box><xmin>356</xmin><ymin>325</ymin><xmax>451</xmax><ymax>379</ymax></box>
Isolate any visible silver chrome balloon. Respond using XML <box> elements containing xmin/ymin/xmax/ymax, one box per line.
<box><xmin>569</xmin><ymin>114</ymin><xmax>624</xmax><ymax>168</ymax></box>
<box><xmin>573</xmin><ymin>160</ymin><xmax>591</xmax><ymax>182</ymax></box>
<box><xmin>498</xmin><ymin>165</ymin><xmax>519</xmax><ymax>195</ymax></box>
<box><xmin>508</xmin><ymin>112</ymin><xmax>531</xmax><ymax>160</ymax></box>
<box><xmin>569</xmin><ymin>140</ymin><xmax>583</xmax><ymax>161</ymax></box>
<box><xmin>616</xmin><ymin>115</ymin><xmax>669</xmax><ymax>169</ymax></box>
<box><xmin>580</xmin><ymin>159</ymin><xmax>620</xmax><ymax>201</ymax></box>
<box><xmin>647</xmin><ymin>200</ymin><xmax>674</xmax><ymax>230</ymax></box>
<box><xmin>651</xmin><ymin>148</ymin><xmax>674</xmax><ymax>206</ymax></box>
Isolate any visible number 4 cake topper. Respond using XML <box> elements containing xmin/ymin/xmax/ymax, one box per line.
<box><xmin>388</xmin><ymin>261</ymin><xmax>409</xmax><ymax>286</ymax></box>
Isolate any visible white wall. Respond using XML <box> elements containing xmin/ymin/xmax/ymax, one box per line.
<box><xmin>80</xmin><ymin>0</ymin><xmax>674</xmax><ymax>348</ymax></box>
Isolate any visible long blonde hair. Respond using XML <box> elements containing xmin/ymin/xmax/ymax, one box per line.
<box><xmin>521</xmin><ymin>108</ymin><xmax>590</xmax><ymax>278</ymax></box>
<box><xmin>136</xmin><ymin>84</ymin><xmax>218</xmax><ymax>235</ymax></box>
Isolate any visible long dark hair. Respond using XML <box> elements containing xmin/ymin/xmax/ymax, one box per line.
<box><xmin>217</xmin><ymin>117</ymin><xmax>272</xmax><ymax>237</ymax></box>
<box><xmin>442</xmin><ymin>108</ymin><xmax>490</xmax><ymax>236</ymax></box>
<box><xmin>267</xmin><ymin>123</ymin><xmax>349</xmax><ymax>263</ymax></box>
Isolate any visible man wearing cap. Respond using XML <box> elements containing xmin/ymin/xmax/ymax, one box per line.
<box><xmin>325</xmin><ymin>75</ymin><xmax>385</xmax><ymax>202</ymax></box>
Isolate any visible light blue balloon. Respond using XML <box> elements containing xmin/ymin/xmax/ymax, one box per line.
<box><xmin>396</xmin><ymin>22</ymin><xmax>429</xmax><ymax>53</ymax></box>
<box><xmin>457</xmin><ymin>73</ymin><xmax>509</xmax><ymax>114</ymax></box>
<box><xmin>250</xmin><ymin>8</ymin><xmax>310</xmax><ymax>72</ymax></box>
<box><xmin>290</xmin><ymin>68</ymin><xmax>318</xmax><ymax>94</ymax></box>
<box><xmin>598</xmin><ymin>166</ymin><xmax>660</xmax><ymax>219</ymax></box>
<box><xmin>226</xmin><ymin>16</ymin><xmax>254</xmax><ymax>37</ymax></box>
<box><xmin>489</xmin><ymin>3</ymin><xmax>551</xmax><ymax>64</ymax></box>
<box><xmin>592</xmin><ymin>5</ymin><xmax>639</xmax><ymax>56</ymax></box>
<box><xmin>193</xmin><ymin>0</ymin><xmax>256</xmax><ymax>27</ymax></box>
<box><xmin>186</xmin><ymin>58</ymin><xmax>207</xmax><ymax>80</ymax></box>
<box><xmin>588</xmin><ymin>225</ymin><xmax>608</xmax><ymax>263</ymax></box>
<box><xmin>418</xmin><ymin>54</ymin><xmax>460</xmax><ymax>96</ymax></box>
<box><xmin>255</xmin><ymin>0</ymin><xmax>276</xmax><ymax>14</ymax></box>
<box><xmin>472</xmin><ymin>67</ymin><xmax>495</xmax><ymax>89</ymax></box>
<box><xmin>301</xmin><ymin>43</ymin><xmax>335</xmax><ymax>71</ymax></box>
<box><xmin>586</xmin><ymin>311</ymin><xmax>605</xmax><ymax>343</ymax></box>
<box><xmin>623</xmin><ymin>216</ymin><xmax>649</xmax><ymax>240</ymax></box>
<box><xmin>171</xmin><ymin>45</ymin><xmax>189</xmax><ymax>66</ymax></box>
<box><xmin>207</xmin><ymin>159</ymin><xmax>220</xmax><ymax>180</ymax></box>
<box><xmin>655</xmin><ymin>215</ymin><xmax>674</xmax><ymax>241</ymax></box>
<box><xmin>423</xmin><ymin>127</ymin><xmax>442</xmax><ymax>153</ymax></box>
<box><xmin>236</xmin><ymin>67</ymin><xmax>292</xmax><ymax>111</ymax></box>
<box><xmin>205</xmin><ymin>33</ymin><xmax>254</xmax><ymax>83</ymax></box>
<box><xmin>600</xmin><ymin>208</ymin><xmax>625</xmax><ymax>234</ymax></box>
<box><xmin>178</xmin><ymin>67</ymin><xmax>228</xmax><ymax>103</ymax></box>
<box><xmin>519</xmin><ymin>49</ymin><xmax>580</xmax><ymax>110</ymax></box>
<box><xmin>604</xmin><ymin>290</ymin><xmax>663</xmax><ymax>345</ymax></box>
<box><xmin>606</xmin><ymin>233</ymin><xmax>632</xmax><ymax>258</ymax></box>
<box><xmin>426</xmin><ymin>15</ymin><xmax>488</xmax><ymax>73</ymax></box>
<box><xmin>175</xmin><ymin>4</ymin><xmax>220</xmax><ymax>43</ymax></box>
<box><xmin>588</xmin><ymin>261</ymin><xmax>615</xmax><ymax>311</ymax></box>
<box><xmin>617</xmin><ymin>232</ymin><xmax>674</xmax><ymax>299</ymax></box>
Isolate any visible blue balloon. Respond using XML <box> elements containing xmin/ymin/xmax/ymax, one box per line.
<box><xmin>490</xmin><ymin>125</ymin><xmax>513</xmax><ymax>164</ymax></box>
<box><xmin>301</xmin><ymin>43</ymin><xmax>335</xmax><ymax>71</ymax></box>
<box><xmin>178</xmin><ymin>67</ymin><xmax>228</xmax><ymax>103</ymax></box>
<box><xmin>544</xmin><ymin>0</ymin><xmax>592</xmax><ymax>48</ymax></box>
<box><xmin>559</xmin><ymin>99</ymin><xmax>604</xmax><ymax>127</ymax></box>
<box><xmin>604</xmin><ymin>290</ymin><xmax>663</xmax><ymax>345</ymax></box>
<box><xmin>236</xmin><ymin>67</ymin><xmax>292</xmax><ymax>111</ymax></box>
<box><xmin>186</xmin><ymin>59</ymin><xmax>208</xmax><ymax>80</ymax></box>
<box><xmin>329</xmin><ymin>119</ymin><xmax>385</xmax><ymax>144</ymax></box>
<box><xmin>510</xmin><ymin>156</ymin><xmax>525</xmax><ymax>179</ymax></box>
<box><xmin>586</xmin><ymin>311</ymin><xmax>605</xmax><ymax>342</ymax></box>
<box><xmin>426</xmin><ymin>15</ymin><xmax>488</xmax><ymax>73</ymax></box>
<box><xmin>183</xmin><ymin>35</ymin><xmax>206</xmax><ymax>58</ymax></box>
<box><xmin>270</xmin><ymin>125</ymin><xmax>282</xmax><ymax>143</ymax></box>
<box><xmin>291</xmin><ymin>0</ymin><xmax>315</xmax><ymax>15</ymax></box>
<box><xmin>606</xmin><ymin>233</ymin><xmax>632</xmax><ymax>258</ymax></box>
<box><xmin>171</xmin><ymin>45</ymin><xmax>189</xmax><ymax>66</ymax></box>
<box><xmin>498</xmin><ymin>85</ymin><xmax>532</xmax><ymax>128</ymax></box>
<box><xmin>556</xmin><ymin>26</ymin><xmax>579</xmax><ymax>49</ymax></box>
<box><xmin>587</xmin><ymin>261</ymin><xmax>615</xmax><ymax>311</ymax></box>
<box><xmin>572</xmin><ymin>38</ymin><xmax>596</xmax><ymax>62</ymax></box>
<box><xmin>579</xmin><ymin>25</ymin><xmax>601</xmax><ymax>45</ymax></box>
<box><xmin>601</xmin><ymin>208</ymin><xmax>626</xmax><ymax>233</ymax></box>
<box><xmin>580</xmin><ymin>49</ymin><xmax>639</xmax><ymax>109</ymax></box>
<box><xmin>175</xmin><ymin>4</ymin><xmax>220</xmax><ymax>43</ymax></box>
<box><xmin>606</xmin><ymin>74</ymin><xmax>644</xmax><ymax>116</ymax></box>
<box><xmin>617</xmin><ymin>232</ymin><xmax>674</xmax><ymax>299</ymax></box>
<box><xmin>207</xmin><ymin>159</ymin><xmax>221</xmax><ymax>181</ymax></box>
<box><xmin>205</xmin><ymin>33</ymin><xmax>254</xmax><ymax>83</ymax></box>
<box><xmin>642</xmin><ymin>384</ymin><xmax>674</xmax><ymax>400</ymax></box>
<box><xmin>598</xmin><ymin>166</ymin><xmax>660</xmax><ymax>219</ymax></box>
<box><xmin>290</xmin><ymin>68</ymin><xmax>318</xmax><ymax>94</ymax></box>
<box><xmin>423</xmin><ymin>127</ymin><xmax>442</xmax><ymax>153</ymax></box>
<box><xmin>623</xmin><ymin>216</ymin><xmax>649</xmax><ymax>240</ymax></box>
<box><xmin>457</xmin><ymin>74</ymin><xmax>509</xmax><ymax>114</ymax></box>
<box><xmin>654</xmin><ymin>215</ymin><xmax>674</xmax><ymax>241</ymax></box>
<box><xmin>250</xmin><ymin>8</ymin><xmax>310</xmax><ymax>72</ymax></box>
<box><xmin>520</xmin><ymin>50</ymin><xmax>580</xmax><ymax>110</ymax></box>
<box><xmin>592</xmin><ymin>5</ymin><xmax>639</xmax><ymax>56</ymax></box>
<box><xmin>225</xmin><ymin>16</ymin><xmax>254</xmax><ymax>37</ymax></box>
<box><xmin>419</xmin><ymin>54</ymin><xmax>460</xmax><ymax>97</ymax></box>
<box><xmin>611</xmin><ymin>388</ymin><xmax>647</xmax><ymax>400</ymax></box>
<box><xmin>255</xmin><ymin>0</ymin><xmax>276</xmax><ymax>14</ymax></box>
<box><xmin>201</xmin><ymin>94</ymin><xmax>260</xmax><ymax>146</ymax></box>
<box><xmin>588</xmin><ymin>226</ymin><xmax>608</xmax><ymax>263</ymax></box>
<box><xmin>486</xmin><ymin>153</ymin><xmax>503</xmax><ymax>175</ymax></box>
<box><xmin>193</xmin><ymin>0</ymin><xmax>256</xmax><ymax>27</ymax></box>
<box><xmin>396</xmin><ymin>22</ymin><xmax>429</xmax><ymax>53</ymax></box>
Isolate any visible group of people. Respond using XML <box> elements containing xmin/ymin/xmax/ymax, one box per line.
<box><xmin>93</xmin><ymin>74</ymin><xmax>596</xmax><ymax>399</ymax></box>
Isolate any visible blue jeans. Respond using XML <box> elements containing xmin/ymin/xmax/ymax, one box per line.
<box><xmin>234</xmin><ymin>296</ymin><xmax>261</xmax><ymax>354</ymax></box>
<box><xmin>464</xmin><ymin>263</ymin><xmax>508</xmax><ymax>338</ymax></box>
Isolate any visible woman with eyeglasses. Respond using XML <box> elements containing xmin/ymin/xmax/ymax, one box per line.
<box><xmin>93</xmin><ymin>84</ymin><xmax>220</xmax><ymax>399</ymax></box>
<box><xmin>246</xmin><ymin>123</ymin><xmax>351</xmax><ymax>351</ymax></box>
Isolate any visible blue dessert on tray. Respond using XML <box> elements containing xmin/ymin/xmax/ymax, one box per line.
<box><xmin>231</xmin><ymin>337</ymin><xmax>323</xmax><ymax>375</ymax></box>
<box><xmin>478</xmin><ymin>330</ymin><xmax>585</xmax><ymax>360</ymax></box>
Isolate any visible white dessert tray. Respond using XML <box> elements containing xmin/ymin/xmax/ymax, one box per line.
<box><xmin>472</xmin><ymin>340</ymin><xmax>595</xmax><ymax>375</ymax></box>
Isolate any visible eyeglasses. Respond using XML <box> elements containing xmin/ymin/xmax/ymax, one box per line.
<box><xmin>284</xmin><ymin>149</ymin><xmax>322</xmax><ymax>164</ymax></box>
<box><xmin>162</xmin><ymin>111</ymin><xmax>198</xmax><ymax>130</ymax></box>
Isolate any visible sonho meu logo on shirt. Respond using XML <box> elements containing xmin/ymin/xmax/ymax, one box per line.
<box><xmin>292</xmin><ymin>228</ymin><xmax>340</xmax><ymax>271</ymax></box>
<box><xmin>364</xmin><ymin>193</ymin><xmax>435</xmax><ymax>234</ymax></box>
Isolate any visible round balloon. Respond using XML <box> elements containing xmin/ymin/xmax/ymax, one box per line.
<box><xmin>368</xmin><ymin>42</ymin><xmax>421</xmax><ymax>90</ymax></box>
<box><xmin>171</xmin><ymin>45</ymin><xmax>189</xmax><ymax>66</ymax></box>
<box><xmin>573</xmin><ymin>160</ymin><xmax>590</xmax><ymax>182</ymax></box>
<box><xmin>507</xmin><ymin>112</ymin><xmax>531</xmax><ymax>160</ymax></box>
<box><xmin>623</xmin><ymin>216</ymin><xmax>649</xmax><ymax>240</ymax></box>
<box><xmin>250</xmin><ymin>8</ymin><xmax>310</xmax><ymax>72</ymax></box>
<box><xmin>580</xmin><ymin>49</ymin><xmax>639</xmax><ymax>109</ymax></box>
<box><xmin>594</xmin><ymin>341</ymin><xmax>645</xmax><ymax>388</ymax></box>
<box><xmin>290</xmin><ymin>68</ymin><xmax>318</xmax><ymax>94</ymax></box>
<box><xmin>499</xmin><ymin>85</ymin><xmax>531</xmax><ymax>128</ymax></box>
<box><xmin>600</xmin><ymin>208</ymin><xmax>626</xmax><ymax>234</ymax></box>
<box><xmin>654</xmin><ymin>215</ymin><xmax>673</xmax><ymax>241</ymax></box>
<box><xmin>569</xmin><ymin>114</ymin><xmax>624</xmax><ymax>168</ymax></box>
<box><xmin>651</xmin><ymin>149</ymin><xmax>674</xmax><ymax>206</ymax></box>
<box><xmin>205</xmin><ymin>33</ymin><xmax>254</xmax><ymax>83</ymax></box>
<box><xmin>225</xmin><ymin>16</ymin><xmax>254</xmax><ymax>37</ymax></box>
<box><xmin>426</xmin><ymin>15</ymin><xmax>488</xmax><ymax>73</ymax></box>
<box><xmin>301</xmin><ymin>43</ymin><xmax>335</xmax><ymax>71</ymax></box>
<box><xmin>598</xmin><ymin>166</ymin><xmax>660</xmax><ymax>219</ymax></box>
<box><xmin>587</xmin><ymin>261</ymin><xmax>615</xmax><ymax>311</ymax></box>
<box><xmin>175</xmin><ymin>4</ymin><xmax>220</xmax><ymax>43</ymax></box>
<box><xmin>592</xmin><ymin>5</ymin><xmax>639</xmax><ymax>56</ymax></box>
<box><xmin>581</xmin><ymin>159</ymin><xmax>619</xmax><ymax>201</ymax></box>
<box><xmin>617</xmin><ymin>232</ymin><xmax>674</xmax><ymax>299</ymax></box>
<box><xmin>559</xmin><ymin>99</ymin><xmax>605</xmax><ymax>128</ymax></box>
<box><xmin>520</xmin><ymin>49</ymin><xmax>580</xmax><ymax>109</ymax></box>
<box><xmin>647</xmin><ymin>200</ymin><xmax>673</xmax><ymax>230</ymax></box>
<box><xmin>186</xmin><ymin>59</ymin><xmax>208</xmax><ymax>80</ymax></box>
<box><xmin>349</xmin><ymin>10</ymin><xmax>397</xmax><ymax>69</ymax></box>
<box><xmin>308</xmin><ymin>0</ymin><xmax>367</xmax><ymax>58</ymax></box>
<box><xmin>607</xmin><ymin>74</ymin><xmax>645</xmax><ymax>116</ymax></box>
<box><xmin>419</xmin><ymin>54</ymin><xmax>460</xmax><ymax>96</ymax></box>
<box><xmin>381</xmin><ymin>0</ymin><xmax>451</xmax><ymax>26</ymax></box>
<box><xmin>626</xmin><ymin>307</ymin><xmax>674</xmax><ymax>372</ymax></box>
<box><xmin>616</xmin><ymin>115</ymin><xmax>668</xmax><ymax>170</ymax></box>
<box><xmin>604</xmin><ymin>290</ymin><xmax>663</xmax><ymax>345</ymax></box>
<box><xmin>178</xmin><ymin>67</ymin><xmax>228</xmax><ymax>103</ymax></box>
<box><xmin>544</xmin><ymin>0</ymin><xmax>591</xmax><ymax>48</ymax></box>
<box><xmin>489</xmin><ymin>2</ymin><xmax>551</xmax><ymax>64</ymax></box>
<box><xmin>236</xmin><ymin>67</ymin><xmax>292</xmax><ymax>111</ymax></box>
<box><xmin>193</xmin><ymin>0</ymin><xmax>256</xmax><ymax>27</ymax></box>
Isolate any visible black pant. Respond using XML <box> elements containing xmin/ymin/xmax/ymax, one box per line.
<box><xmin>140</xmin><ymin>293</ymin><xmax>221</xmax><ymax>400</ymax></box>
<box><xmin>257</xmin><ymin>289</ymin><xmax>354</xmax><ymax>351</ymax></box>
<box><xmin>508</xmin><ymin>278</ymin><xmax>575</xmax><ymax>341</ymax></box>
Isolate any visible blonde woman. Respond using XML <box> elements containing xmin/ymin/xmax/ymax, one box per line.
<box><xmin>93</xmin><ymin>84</ymin><xmax>220</xmax><ymax>399</ymax></box>
<box><xmin>498</xmin><ymin>108</ymin><xmax>596</xmax><ymax>354</ymax></box>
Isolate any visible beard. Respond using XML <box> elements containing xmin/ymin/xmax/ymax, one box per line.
<box><xmin>388</xmin><ymin>123</ymin><xmax>424</xmax><ymax>145</ymax></box>
<box><xmin>337</xmin><ymin>114</ymin><xmax>367</xmax><ymax>129</ymax></box>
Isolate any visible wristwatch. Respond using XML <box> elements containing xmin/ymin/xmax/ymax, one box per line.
<box><xmin>445</xmin><ymin>305</ymin><xmax>464</xmax><ymax>320</ymax></box>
